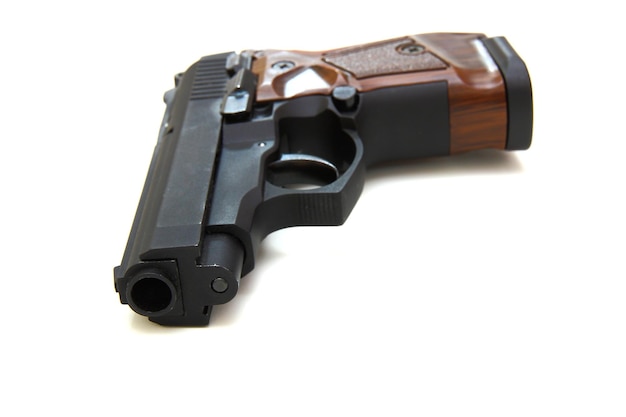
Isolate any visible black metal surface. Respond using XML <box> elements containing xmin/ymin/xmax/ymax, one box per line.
<box><xmin>482</xmin><ymin>37</ymin><xmax>533</xmax><ymax>151</ymax></box>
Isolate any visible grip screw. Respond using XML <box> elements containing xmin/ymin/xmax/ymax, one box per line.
<box><xmin>398</xmin><ymin>44</ymin><xmax>424</xmax><ymax>55</ymax></box>
<box><xmin>272</xmin><ymin>60</ymin><xmax>295</xmax><ymax>71</ymax></box>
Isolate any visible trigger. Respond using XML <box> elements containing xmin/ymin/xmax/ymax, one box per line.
<box><xmin>267</xmin><ymin>154</ymin><xmax>339</xmax><ymax>189</ymax></box>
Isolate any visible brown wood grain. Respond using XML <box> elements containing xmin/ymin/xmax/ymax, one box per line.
<box><xmin>250</xmin><ymin>33</ymin><xmax>507</xmax><ymax>154</ymax></box>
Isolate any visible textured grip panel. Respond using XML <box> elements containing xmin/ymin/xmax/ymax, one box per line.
<box><xmin>323</xmin><ymin>38</ymin><xmax>447</xmax><ymax>78</ymax></box>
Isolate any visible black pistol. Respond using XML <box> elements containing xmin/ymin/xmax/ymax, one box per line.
<box><xmin>114</xmin><ymin>33</ymin><xmax>532</xmax><ymax>326</ymax></box>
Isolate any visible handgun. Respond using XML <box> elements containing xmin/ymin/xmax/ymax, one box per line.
<box><xmin>114</xmin><ymin>33</ymin><xmax>532</xmax><ymax>326</ymax></box>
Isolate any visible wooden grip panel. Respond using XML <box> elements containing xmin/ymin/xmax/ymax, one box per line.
<box><xmin>251</xmin><ymin>33</ymin><xmax>507</xmax><ymax>154</ymax></box>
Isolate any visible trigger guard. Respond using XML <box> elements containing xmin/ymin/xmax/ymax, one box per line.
<box><xmin>253</xmin><ymin>129</ymin><xmax>365</xmax><ymax>238</ymax></box>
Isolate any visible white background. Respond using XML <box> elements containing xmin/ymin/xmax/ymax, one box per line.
<box><xmin>1</xmin><ymin>1</ymin><xmax>624</xmax><ymax>416</ymax></box>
